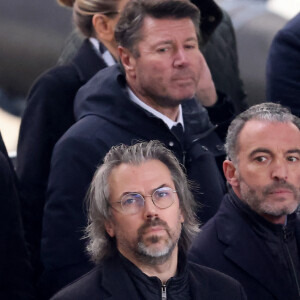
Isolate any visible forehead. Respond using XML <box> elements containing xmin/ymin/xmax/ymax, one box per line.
<box><xmin>108</xmin><ymin>159</ymin><xmax>174</xmax><ymax>196</ymax></box>
<box><xmin>139</xmin><ymin>16</ymin><xmax>198</xmax><ymax>43</ymax></box>
<box><xmin>238</xmin><ymin>120</ymin><xmax>300</xmax><ymax>155</ymax></box>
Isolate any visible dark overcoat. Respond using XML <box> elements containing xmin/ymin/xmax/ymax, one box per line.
<box><xmin>266</xmin><ymin>12</ymin><xmax>300</xmax><ymax>116</ymax></box>
<box><xmin>189</xmin><ymin>193</ymin><xmax>300</xmax><ymax>300</ymax></box>
<box><xmin>0</xmin><ymin>133</ymin><xmax>35</xmax><ymax>299</ymax></box>
<box><xmin>16</xmin><ymin>39</ymin><xmax>106</xmax><ymax>275</ymax></box>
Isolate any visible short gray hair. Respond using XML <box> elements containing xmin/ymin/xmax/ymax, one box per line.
<box><xmin>85</xmin><ymin>140</ymin><xmax>199</xmax><ymax>263</ymax></box>
<box><xmin>225</xmin><ymin>102</ymin><xmax>300</xmax><ymax>164</ymax></box>
<box><xmin>114</xmin><ymin>0</ymin><xmax>201</xmax><ymax>57</ymax></box>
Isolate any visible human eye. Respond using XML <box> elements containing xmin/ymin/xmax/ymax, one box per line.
<box><xmin>155</xmin><ymin>187</ymin><xmax>172</xmax><ymax>198</ymax></box>
<box><xmin>286</xmin><ymin>155</ymin><xmax>299</xmax><ymax>162</ymax></box>
<box><xmin>122</xmin><ymin>194</ymin><xmax>139</xmax><ymax>207</ymax></box>
<box><xmin>156</xmin><ymin>46</ymin><xmax>170</xmax><ymax>53</ymax></box>
<box><xmin>253</xmin><ymin>156</ymin><xmax>268</xmax><ymax>163</ymax></box>
<box><xmin>184</xmin><ymin>42</ymin><xmax>197</xmax><ymax>50</ymax></box>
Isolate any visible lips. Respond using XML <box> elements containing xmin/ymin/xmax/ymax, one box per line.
<box><xmin>269</xmin><ymin>189</ymin><xmax>292</xmax><ymax>194</ymax></box>
<box><xmin>143</xmin><ymin>226</ymin><xmax>165</xmax><ymax>234</ymax></box>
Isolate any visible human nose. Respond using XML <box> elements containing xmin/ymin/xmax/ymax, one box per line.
<box><xmin>173</xmin><ymin>47</ymin><xmax>189</xmax><ymax>68</ymax></box>
<box><xmin>142</xmin><ymin>195</ymin><xmax>159</xmax><ymax>220</ymax></box>
<box><xmin>271</xmin><ymin>159</ymin><xmax>288</xmax><ymax>181</ymax></box>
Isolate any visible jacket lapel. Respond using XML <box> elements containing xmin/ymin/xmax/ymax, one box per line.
<box><xmin>72</xmin><ymin>39</ymin><xmax>107</xmax><ymax>83</ymax></box>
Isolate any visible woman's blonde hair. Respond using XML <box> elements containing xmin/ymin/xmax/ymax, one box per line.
<box><xmin>57</xmin><ymin>0</ymin><xmax>121</xmax><ymax>37</ymax></box>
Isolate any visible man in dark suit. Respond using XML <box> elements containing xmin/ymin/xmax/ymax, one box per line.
<box><xmin>52</xmin><ymin>140</ymin><xmax>246</xmax><ymax>300</ymax></box>
<box><xmin>189</xmin><ymin>103</ymin><xmax>300</xmax><ymax>300</ymax></box>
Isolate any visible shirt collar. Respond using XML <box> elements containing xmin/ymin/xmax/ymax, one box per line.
<box><xmin>127</xmin><ymin>86</ymin><xmax>184</xmax><ymax>130</ymax></box>
<box><xmin>89</xmin><ymin>37</ymin><xmax>116</xmax><ymax>67</ymax></box>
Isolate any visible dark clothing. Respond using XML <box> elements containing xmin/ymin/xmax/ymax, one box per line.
<box><xmin>16</xmin><ymin>39</ymin><xmax>106</xmax><ymax>276</ymax></box>
<box><xmin>41</xmin><ymin>64</ymin><xmax>234</xmax><ymax>296</ymax></box>
<box><xmin>189</xmin><ymin>190</ymin><xmax>300</xmax><ymax>300</ymax></box>
<box><xmin>51</xmin><ymin>251</ymin><xmax>246</xmax><ymax>300</ymax></box>
<box><xmin>195</xmin><ymin>0</ymin><xmax>247</xmax><ymax>112</ymax></box>
<box><xmin>266</xmin><ymin>12</ymin><xmax>300</xmax><ymax>116</ymax></box>
<box><xmin>0</xmin><ymin>133</ymin><xmax>35</xmax><ymax>299</ymax></box>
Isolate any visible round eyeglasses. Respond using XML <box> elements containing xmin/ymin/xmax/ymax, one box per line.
<box><xmin>111</xmin><ymin>186</ymin><xmax>177</xmax><ymax>215</ymax></box>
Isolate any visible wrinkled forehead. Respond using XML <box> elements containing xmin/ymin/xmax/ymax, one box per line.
<box><xmin>237</xmin><ymin>120</ymin><xmax>300</xmax><ymax>157</ymax></box>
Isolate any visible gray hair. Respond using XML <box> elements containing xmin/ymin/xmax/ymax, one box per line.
<box><xmin>225</xmin><ymin>102</ymin><xmax>300</xmax><ymax>164</ymax></box>
<box><xmin>114</xmin><ymin>0</ymin><xmax>201</xmax><ymax>57</ymax></box>
<box><xmin>85</xmin><ymin>140</ymin><xmax>199</xmax><ymax>263</ymax></box>
<box><xmin>57</xmin><ymin>0</ymin><xmax>122</xmax><ymax>37</ymax></box>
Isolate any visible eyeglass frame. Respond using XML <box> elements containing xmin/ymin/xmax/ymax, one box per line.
<box><xmin>110</xmin><ymin>186</ymin><xmax>177</xmax><ymax>215</ymax></box>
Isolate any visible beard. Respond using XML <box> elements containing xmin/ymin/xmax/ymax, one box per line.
<box><xmin>135</xmin><ymin>219</ymin><xmax>176</xmax><ymax>265</ymax></box>
<box><xmin>239</xmin><ymin>178</ymin><xmax>300</xmax><ymax>217</ymax></box>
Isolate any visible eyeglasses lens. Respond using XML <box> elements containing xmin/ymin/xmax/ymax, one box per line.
<box><xmin>153</xmin><ymin>187</ymin><xmax>174</xmax><ymax>208</ymax></box>
<box><xmin>120</xmin><ymin>187</ymin><xmax>175</xmax><ymax>214</ymax></box>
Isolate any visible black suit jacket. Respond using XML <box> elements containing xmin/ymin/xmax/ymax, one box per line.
<box><xmin>189</xmin><ymin>192</ymin><xmax>300</xmax><ymax>300</ymax></box>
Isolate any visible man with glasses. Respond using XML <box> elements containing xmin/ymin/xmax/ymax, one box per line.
<box><xmin>52</xmin><ymin>140</ymin><xmax>246</xmax><ymax>299</ymax></box>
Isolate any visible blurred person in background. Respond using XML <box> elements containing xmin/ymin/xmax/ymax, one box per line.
<box><xmin>16</xmin><ymin>0</ymin><xmax>129</xmax><ymax>287</ymax></box>
<box><xmin>0</xmin><ymin>132</ymin><xmax>35</xmax><ymax>300</ymax></box>
<box><xmin>266</xmin><ymin>12</ymin><xmax>300</xmax><ymax>116</ymax></box>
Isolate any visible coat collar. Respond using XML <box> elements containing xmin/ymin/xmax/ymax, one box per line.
<box><xmin>216</xmin><ymin>192</ymin><xmax>299</xmax><ymax>298</ymax></box>
<box><xmin>71</xmin><ymin>39</ymin><xmax>107</xmax><ymax>83</ymax></box>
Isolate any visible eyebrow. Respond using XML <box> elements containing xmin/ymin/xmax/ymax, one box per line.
<box><xmin>286</xmin><ymin>149</ymin><xmax>300</xmax><ymax>155</ymax></box>
<box><xmin>120</xmin><ymin>184</ymin><xmax>168</xmax><ymax>198</ymax></box>
<box><xmin>152</xmin><ymin>37</ymin><xmax>198</xmax><ymax>47</ymax></box>
<box><xmin>249</xmin><ymin>148</ymin><xmax>272</xmax><ymax>158</ymax></box>
<box><xmin>249</xmin><ymin>148</ymin><xmax>300</xmax><ymax>158</ymax></box>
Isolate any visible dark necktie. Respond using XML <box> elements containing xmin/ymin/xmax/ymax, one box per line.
<box><xmin>171</xmin><ymin>123</ymin><xmax>184</xmax><ymax>144</ymax></box>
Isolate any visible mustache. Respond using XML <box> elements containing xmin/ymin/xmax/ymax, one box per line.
<box><xmin>262</xmin><ymin>181</ymin><xmax>299</xmax><ymax>196</ymax></box>
<box><xmin>138</xmin><ymin>218</ymin><xmax>169</xmax><ymax>235</ymax></box>
<box><xmin>171</xmin><ymin>70</ymin><xmax>195</xmax><ymax>80</ymax></box>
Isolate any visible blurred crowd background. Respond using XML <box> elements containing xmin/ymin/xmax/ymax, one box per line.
<box><xmin>0</xmin><ymin>0</ymin><xmax>299</xmax><ymax>153</ymax></box>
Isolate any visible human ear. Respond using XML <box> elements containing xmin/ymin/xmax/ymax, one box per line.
<box><xmin>118</xmin><ymin>46</ymin><xmax>136</xmax><ymax>78</ymax></box>
<box><xmin>92</xmin><ymin>14</ymin><xmax>115</xmax><ymax>42</ymax></box>
<box><xmin>223</xmin><ymin>160</ymin><xmax>239</xmax><ymax>187</ymax></box>
<box><xmin>104</xmin><ymin>220</ymin><xmax>115</xmax><ymax>237</ymax></box>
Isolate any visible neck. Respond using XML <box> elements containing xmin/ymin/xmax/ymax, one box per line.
<box><xmin>101</xmin><ymin>40</ymin><xmax>118</xmax><ymax>60</ymax></box>
<box><xmin>128</xmin><ymin>81</ymin><xmax>180</xmax><ymax>121</ymax></box>
<box><xmin>261</xmin><ymin>214</ymin><xmax>287</xmax><ymax>225</ymax></box>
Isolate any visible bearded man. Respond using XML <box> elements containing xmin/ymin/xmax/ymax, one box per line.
<box><xmin>189</xmin><ymin>103</ymin><xmax>300</xmax><ymax>300</ymax></box>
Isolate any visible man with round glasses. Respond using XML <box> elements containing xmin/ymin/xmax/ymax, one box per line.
<box><xmin>52</xmin><ymin>140</ymin><xmax>246</xmax><ymax>299</ymax></box>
